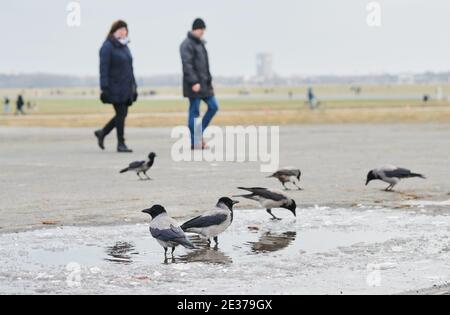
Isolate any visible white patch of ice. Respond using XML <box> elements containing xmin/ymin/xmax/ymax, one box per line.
<box><xmin>404</xmin><ymin>199</ymin><xmax>450</xmax><ymax>206</ymax></box>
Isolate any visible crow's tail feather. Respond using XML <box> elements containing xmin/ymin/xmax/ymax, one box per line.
<box><xmin>179</xmin><ymin>238</ymin><xmax>196</xmax><ymax>250</ymax></box>
<box><xmin>411</xmin><ymin>173</ymin><xmax>426</xmax><ymax>179</ymax></box>
<box><xmin>232</xmin><ymin>193</ymin><xmax>254</xmax><ymax>199</ymax></box>
<box><xmin>120</xmin><ymin>168</ymin><xmax>129</xmax><ymax>174</ymax></box>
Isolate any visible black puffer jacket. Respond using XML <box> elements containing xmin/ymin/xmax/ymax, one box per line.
<box><xmin>99</xmin><ymin>37</ymin><xmax>137</xmax><ymax>106</ymax></box>
<box><xmin>180</xmin><ymin>32</ymin><xmax>214</xmax><ymax>98</ymax></box>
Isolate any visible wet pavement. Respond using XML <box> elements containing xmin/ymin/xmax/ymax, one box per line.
<box><xmin>1</xmin><ymin>202</ymin><xmax>449</xmax><ymax>295</ymax></box>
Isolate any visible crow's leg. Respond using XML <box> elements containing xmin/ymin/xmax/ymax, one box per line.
<box><xmin>164</xmin><ymin>248</ymin><xmax>168</xmax><ymax>257</ymax></box>
<box><xmin>144</xmin><ymin>172</ymin><xmax>152</xmax><ymax>180</ymax></box>
<box><xmin>282</xmin><ymin>182</ymin><xmax>290</xmax><ymax>191</ymax></box>
<box><xmin>171</xmin><ymin>247</ymin><xmax>176</xmax><ymax>256</ymax></box>
<box><xmin>266</xmin><ymin>209</ymin><xmax>281</xmax><ymax>220</ymax></box>
<box><xmin>207</xmin><ymin>239</ymin><xmax>212</xmax><ymax>246</ymax></box>
<box><xmin>213</xmin><ymin>236</ymin><xmax>219</xmax><ymax>245</ymax></box>
<box><xmin>385</xmin><ymin>184</ymin><xmax>394</xmax><ymax>192</ymax></box>
<box><xmin>137</xmin><ymin>172</ymin><xmax>144</xmax><ymax>180</ymax></box>
<box><xmin>293</xmin><ymin>182</ymin><xmax>303</xmax><ymax>190</ymax></box>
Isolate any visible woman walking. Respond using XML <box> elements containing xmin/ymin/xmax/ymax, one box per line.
<box><xmin>95</xmin><ymin>20</ymin><xmax>138</xmax><ymax>153</ymax></box>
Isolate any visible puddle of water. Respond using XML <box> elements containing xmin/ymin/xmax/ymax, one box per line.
<box><xmin>23</xmin><ymin>211</ymin><xmax>404</xmax><ymax>267</ymax></box>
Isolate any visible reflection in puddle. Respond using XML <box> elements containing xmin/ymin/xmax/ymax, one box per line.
<box><xmin>175</xmin><ymin>235</ymin><xmax>233</xmax><ymax>265</ymax></box>
<box><xmin>177</xmin><ymin>247</ymin><xmax>233</xmax><ymax>265</ymax></box>
<box><xmin>247</xmin><ymin>231</ymin><xmax>297</xmax><ymax>254</ymax></box>
<box><xmin>104</xmin><ymin>241</ymin><xmax>139</xmax><ymax>264</ymax></box>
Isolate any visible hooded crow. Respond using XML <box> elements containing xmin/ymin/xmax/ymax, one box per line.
<box><xmin>366</xmin><ymin>165</ymin><xmax>426</xmax><ymax>191</ymax></box>
<box><xmin>181</xmin><ymin>197</ymin><xmax>239</xmax><ymax>245</ymax></box>
<box><xmin>142</xmin><ymin>205</ymin><xmax>195</xmax><ymax>256</ymax></box>
<box><xmin>268</xmin><ymin>168</ymin><xmax>302</xmax><ymax>190</ymax></box>
<box><xmin>120</xmin><ymin>152</ymin><xmax>156</xmax><ymax>180</ymax></box>
<box><xmin>234</xmin><ymin>187</ymin><xmax>297</xmax><ymax>220</ymax></box>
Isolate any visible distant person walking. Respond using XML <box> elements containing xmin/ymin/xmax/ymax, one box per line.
<box><xmin>180</xmin><ymin>18</ymin><xmax>218</xmax><ymax>150</ymax></box>
<box><xmin>95</xmin><ymin>20</ymin><xmax>138</xmax><ymax>153</ymax></box>
<box><xmin>3</xmin><ymin>97</ymin><xmax>10</xmax><ymax>113</ymax></box>
<box><xmin>15</xmin><ymin>95</ymin><xmax>25</xmax><ymax>115</ymax></box>
<box><xmin>307</xmin><ymin>87</ymin><xmax>318</xmax><ymax>110</ymax></box>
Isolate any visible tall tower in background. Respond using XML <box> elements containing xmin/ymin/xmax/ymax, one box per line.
<box><xmin>256</xmin><ymin>53</ymin><xmax>274</xmax><ymax>81</ymax></box>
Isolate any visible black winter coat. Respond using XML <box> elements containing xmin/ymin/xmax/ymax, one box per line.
<box><xmin>180</xmin><ymin>32</ymin><xmax>214</xmax><ymax>98</ymax></box>
<box><xmin>99</xmin><ymin>37</ymin><xmax>137</xmax><ymax>106</ymax></box>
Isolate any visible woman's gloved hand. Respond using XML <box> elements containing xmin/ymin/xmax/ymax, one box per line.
<box><xmin>100</xmin><ymin>90</ymin><xmax>110</xmax><ymax>104</ymax></box>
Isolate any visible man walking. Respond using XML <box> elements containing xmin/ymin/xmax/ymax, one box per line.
<box><xmin>15</xmin><ymin>95</ymin><xmax>25</xmax><ymax>115</ymax></box>
<box><xmin>180</xmin><ymin>18</ymin><xmax>218</xmax><ymax>150</ymax></box>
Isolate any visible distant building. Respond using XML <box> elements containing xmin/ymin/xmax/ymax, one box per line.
<box><xmin>397</xmin><ymin>73</ymin><xmax>415</xmax><ymax>84</ymax></box>
<box><xmin>256</xmin><ymin>53</ymin><xmax>274</xmax><ymax>81</ymax></box>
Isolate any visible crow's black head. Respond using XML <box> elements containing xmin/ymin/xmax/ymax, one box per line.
<box><xmin>366</xmin><ymin>170</ymin><xmax>377</xmax><ymax>186</ymax></box>
<box><xmin>283</xmin><ymin>200</ymin><xmax>297</xmax><ymax>217</ymax></box>
<box><xmin>217</xmin><ymin>197</ymin><xmax>239</xmax><ymax>211</ymax></box>
<box><xmin>142</xmin><ymin>205</ymin><xmax>166</xmax><ymax>218</ymax></box>
<box><xmin>148</xmin><ymin>152</ymin><xmax>157</xmax><ymax>160</ymax></box>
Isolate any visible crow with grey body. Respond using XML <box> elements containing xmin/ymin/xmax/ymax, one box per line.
<box><xmin>366</xmin><ymin>165</ymin><xmax>426</xmax><ymax>191</ymax></box>
<box><xmin>142</xmin><ymin>205</ymin><xmax>196</xmax><ymax>257</ymax></box>
<box><xmin>268</xmin><ymin>168</ymin><xmax>302</xmax><ymax>190</ymax></box>
<box><xmin>120</xmin><ymin>152</ymin><xmax>156</xmax><ymax>180</ymax></box>
<box><xmin>181</xmin><ymin>197</ymin><xmax>239</xmax><ymax>246</ymax></box>
<box><xmin>234</xmin><ymin>187</ymin><xmax>297</xmax><ymax>220</ymax></box>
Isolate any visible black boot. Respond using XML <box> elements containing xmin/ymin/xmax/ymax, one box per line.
<box><xmin>117</xmin><ymin>143</ymin><xmax>133</xmax><ymax>153</ymax></box>
<box><xmin>94</xmin><ymin>130</ymin><xmax>105</xmax><ymax>150</ymax></box>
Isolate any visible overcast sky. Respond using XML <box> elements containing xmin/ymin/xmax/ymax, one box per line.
<box><xmin>1</xmin><ymin>0</ymin><xmax>449</xmax><ymax>77</ymax></box>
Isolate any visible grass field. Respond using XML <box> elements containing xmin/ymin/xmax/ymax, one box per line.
<box><xmin>1</xmin><ymin>84</ymin><xmax>450</xmax><ymax>127</ymax></box>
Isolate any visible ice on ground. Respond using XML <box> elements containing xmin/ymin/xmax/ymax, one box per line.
<box><xmin>403</xmin><ymin>199</ymin><xmax>450</xmax><ymax>207</ymax></box>
<box><xmin>0</xmin><ymin>205</ymin><xmax>449</xmax><ymax>295</ymax></box>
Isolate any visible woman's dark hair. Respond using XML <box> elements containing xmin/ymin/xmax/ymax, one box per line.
<box><xmin>107</xmin><ymin>20</ymin><xmax>128</xmax><ymax>39</ymax></box>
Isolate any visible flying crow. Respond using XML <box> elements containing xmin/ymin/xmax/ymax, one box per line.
<box><xmin>366</xmin><ymin>165</ymin><xmax>426</xmax><ymax>191</ymax></box>
<box><xmin>234</xmin><ymin>187</ymin><xmax>297</xmax><ymax>220</ymax></box>
<box><xmin>120</xmin><ymin>152</ymin><xmax>156</xmax><ymax>180</ymax></box>
<box><xmin>181</xmin><ymin>197</ymin><xmax>239</xmax><ymax>246</ymax></box>
<box><xmin>142</xmin><ymin>205</ymin><xmax>196</xmax><ymax>257</ymax></box>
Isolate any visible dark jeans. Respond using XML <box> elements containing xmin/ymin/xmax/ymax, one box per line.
<box><xmin>102</xmin><ymin>103</ymin><xmax>128</xmax><ymax>144</ymax></box>
<box><xmin>188</xmin><ymin>96</ymin><xmax>219</xmax><ymax>145</ymax></box>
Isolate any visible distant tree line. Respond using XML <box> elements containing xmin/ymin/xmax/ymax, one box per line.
<box><xmin>1</xmin><ymin>72</ymin><xmax>449</xmax><ymax>88</ymax></box>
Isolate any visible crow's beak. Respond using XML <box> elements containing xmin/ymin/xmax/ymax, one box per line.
<box><xmin>232</xmin><ymin>200</ymin><xmax>240</xmax><ymax>205</ymax></box>
<box><xmin>142</xmin><ymin>209</ymin><xmax>151</xmax><ymax>214</ymax></box>
<box><xmin>365</xmin><ymin>180</ymin><xmax>370</xmax><ymax>186</ymax></box>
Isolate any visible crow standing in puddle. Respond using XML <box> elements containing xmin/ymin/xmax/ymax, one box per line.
<box><xmin>142</xmin><ymin>205</ymin><xmax>196</xmax><ymax>257</ymax></box>
<box><xmin>181</xmin><ymin>197</ymin><xmax>239</xmax><ymax>246</ymax></box>
<box><xmin>366</xmin><ymin>165</ymin><xmax>426</xmax><ymax>192</ymax></box>
<box><xmin>120</xmin><ymin>152</ymin><xmax>156</xmax><ymax>180</ymax></box>
<box><xmin>234</xmin><ymin>187</ymin><xmax>297</xmax><ymax>220</ymax></box>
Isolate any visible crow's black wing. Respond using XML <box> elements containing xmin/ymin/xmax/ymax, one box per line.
<box><xmin>181</xmin><ymin>214</ymin><xmax>228</xmax><ymax>230</ymax></box>
<box><xmin>151</xmin><ymin>225</ymin><xmax>195</xmax><ymax>249</ymax></box>
<box><xmin>129</xmin><ymin>161</ymin><xmax>145</xmax><ymax>169</ymax></box>
<box><xmin>238</xmin><ymin>187</ymin><xmax>286</xmax><ymax>201</ymax></box>
<box><xmin>151</xmin><ymin>225</ymin><xmax>186</xmax><ymax>242</ymax></box>
<box><xmin>384</xmin><ymin>168</ymin><xmax>412</xmax><ymax>178</ymax></box>
<box><xmin>274</xmin><ymin>169</ymin><xmax>299</xmax><ymax>177</ymax></box>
